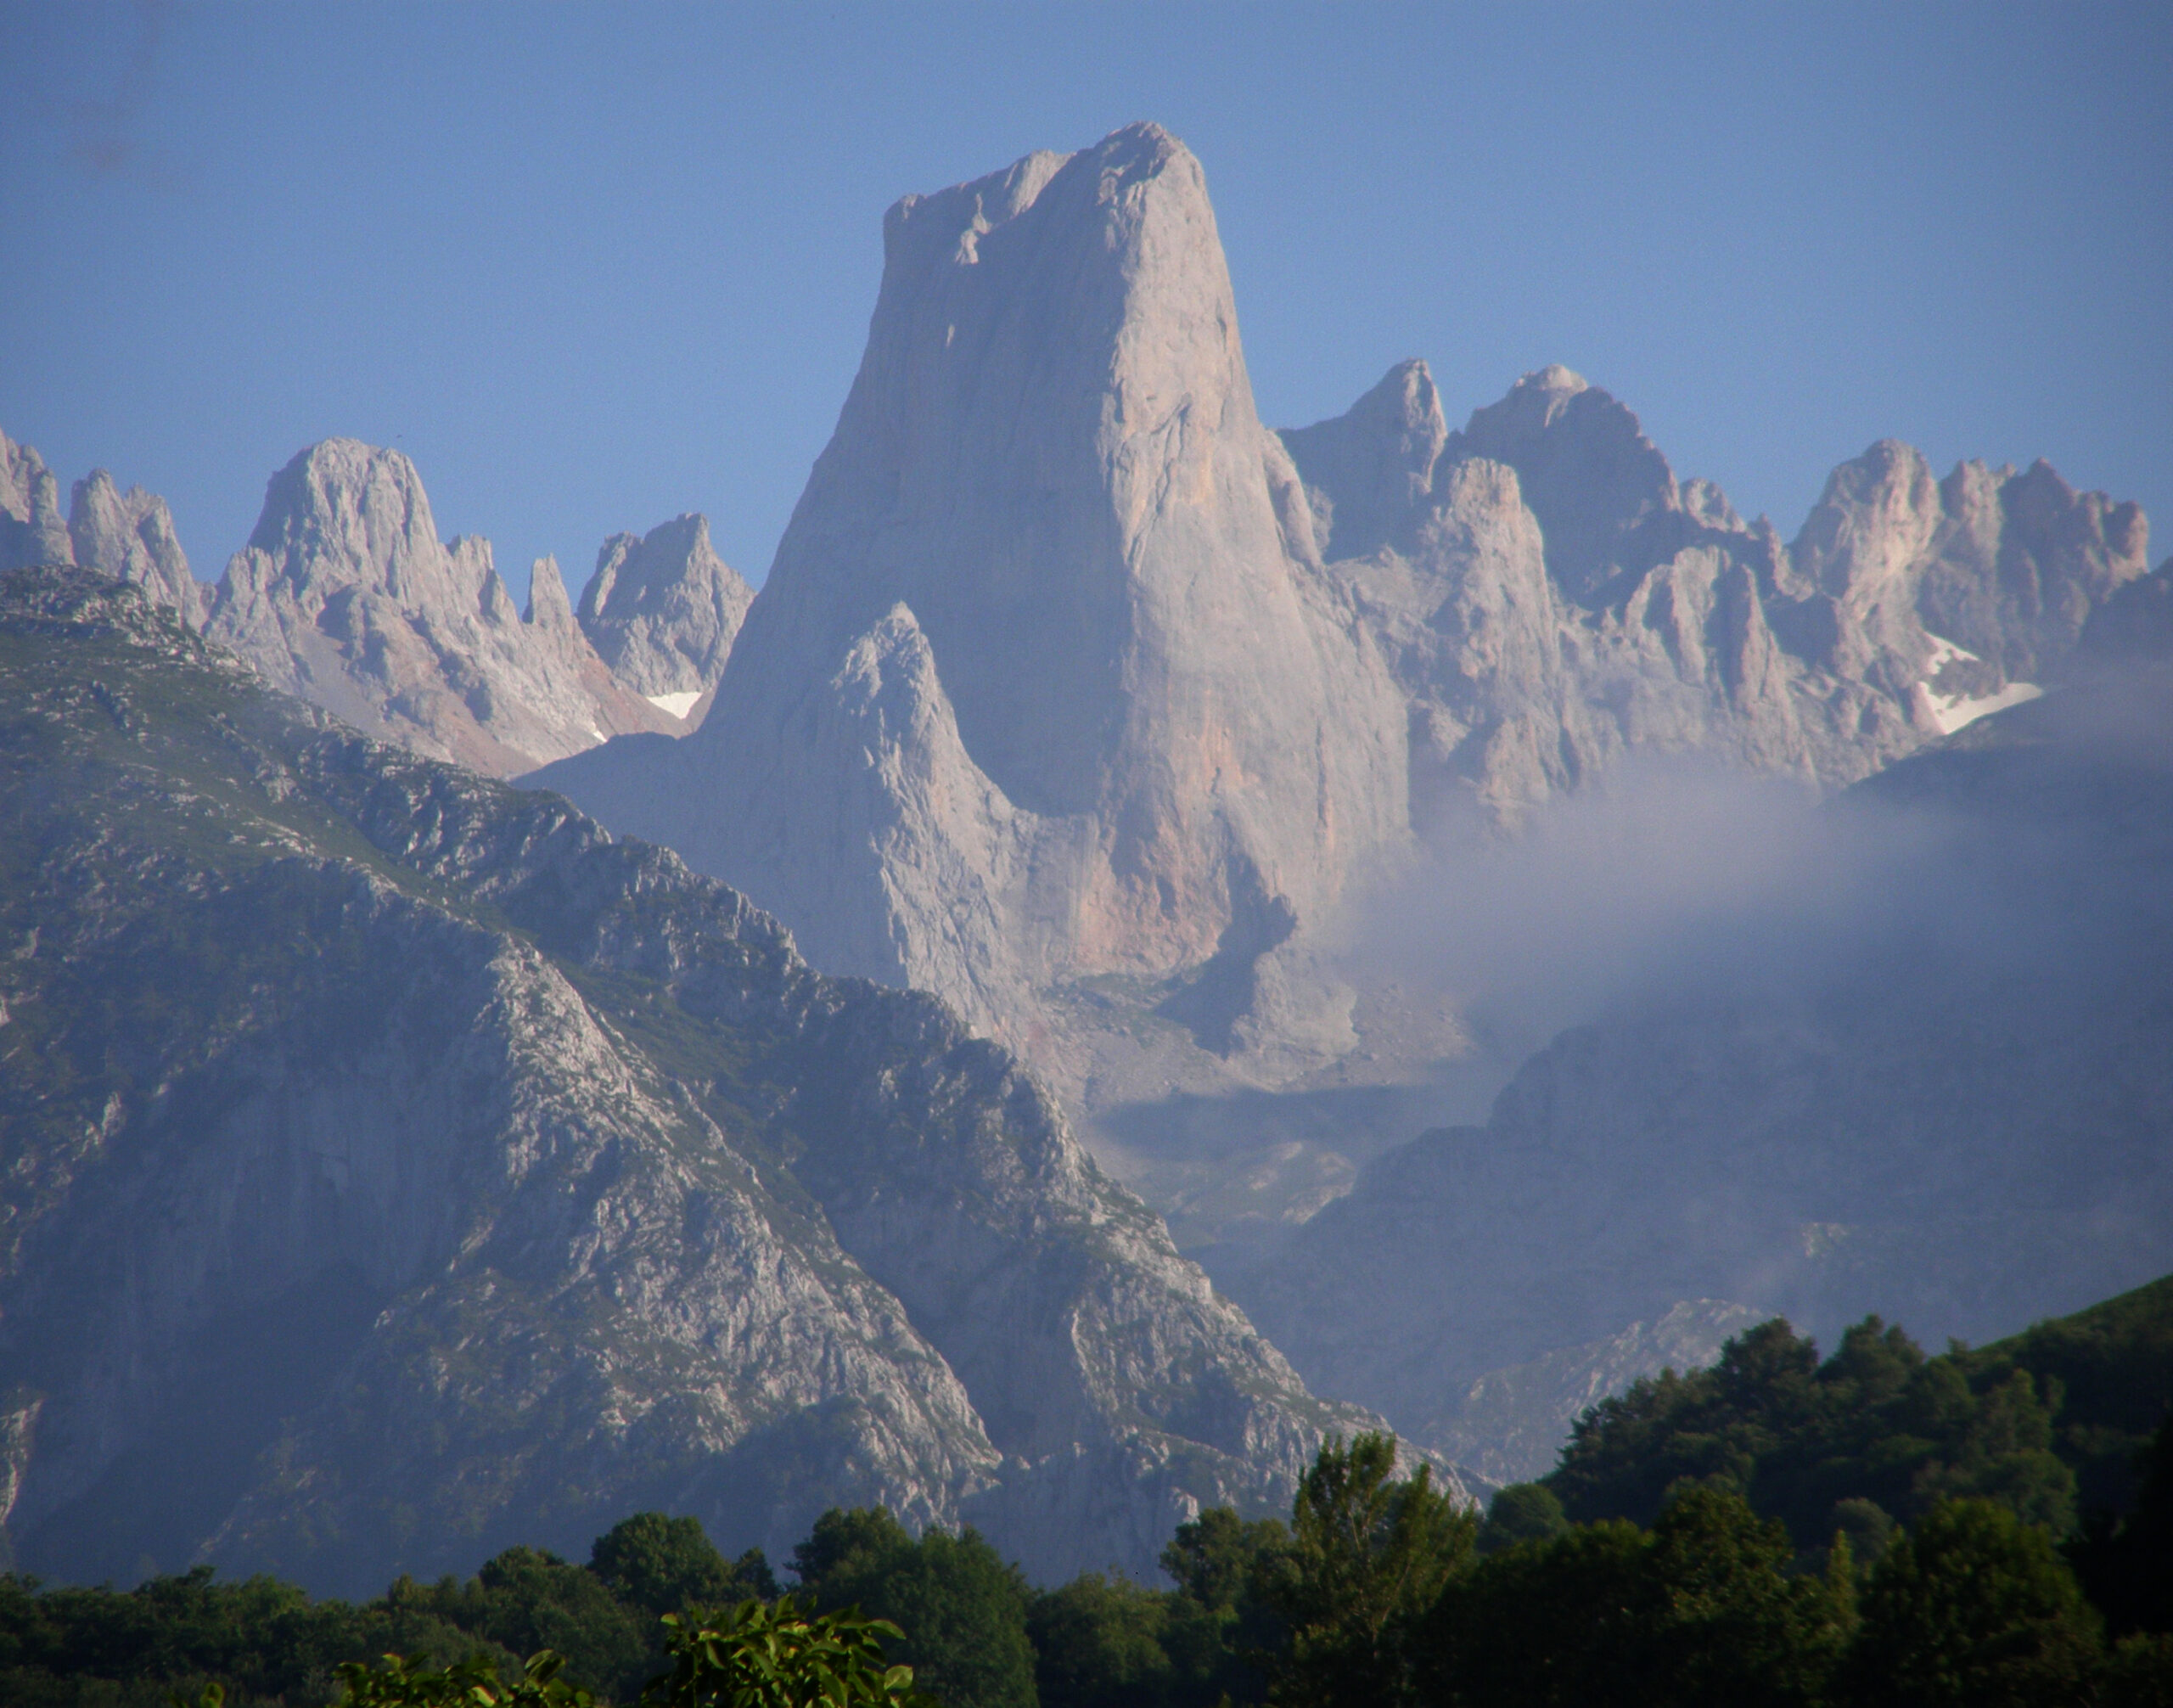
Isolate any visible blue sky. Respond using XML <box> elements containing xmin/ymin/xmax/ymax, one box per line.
<box><xmin>2</xmin><ymin>2</ymin><xmax>2166</xmax><ymax>604</ymax></box>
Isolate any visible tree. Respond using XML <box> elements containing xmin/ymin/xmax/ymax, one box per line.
<box><xmin>2070</xmin><ymin>1413</ymin><xmax>2173</xmax><ymax>1638</ymax></box>
<box><xmin>1843</xmin><ymin>1497</ymin><xmax>2103</xmax><ymax>1707</ymax></box>
<box><xmin>590</xmin><ymin>1514</ymin><xmax>778</xmax><ymax>1620</ymax></box>
<box><xmin>1419</xmin><ymin>1486</ymin><xmax>1850</xmax><ymax>1708</ymax></box>
<box><xmin>1474</xmin><ymin>1485</ymin><xmax>1567</xmax><ymax>1555</ymax></box>
<box><xmin>1027</xmin><ymin>1572</ymin><xmax>1176</xmax><ymax>1708</ymax></box>
<box><xmin>1261</xmin><ymin>1433</ymin><xmax>1475</xmax><ymax>1708</ymax></box>
<box><xmin>791</xmin><ymin>1509</ymin><xmax>1035</xmax><ymax>1708</ymax></box>
<box><xmin>1155</xmin><ymin>1506</ymin><xmax>1293</xmax><ymax>1707</ymax></box>
<box><xmin>335</xmin><ymin>1647</ymin><xmax>594</xmax><ymax>1706</ymax></box>
<box><xmin>1416</xmin><ymin>1518</ymin><xmax>1648</xmax><ymax>1707</ymax></box>
<box><xmin>1633</xmin><ymin>1486</ymin><xmax>1853</xmax><ymax>1708</ymax></box>
<box><xmin>380</xmin><ymin>1546</ymin><xmax>651</xmax><ymax>1699</ymax></box>
<box><xmin>637</xmin><ymin>1599</ymin><xmax>924</xmax><ymax>1708</ymax></box>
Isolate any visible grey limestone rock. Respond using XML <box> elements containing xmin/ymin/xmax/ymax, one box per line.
<box><xmin>577</xmin><ymin>514</ymin><xmax>753</xmax><ymax>722</ymax></box>
<box><xmin>2</xmin><ymin>431</ymin><xmax>208</xmax><ymax>626</ymax></box>
<box><xmin>538</xmin><ymin>124</ymin><xmax>1408</xmax><ymax>1046</ymax></box>
<box><xmin>0</xmin><ymin>565</ymin><xmax>1406</xmax><ymax>1593</ymax></box>
<box><xmin>1418</xmin><ymin>1301</ymin><xmax>1767</xmax><ymax>1489</ymax></box>
<box><xmin>1281</xmin><ymin>359</ymin><xmax>2153</xmax><ymax>832</ymax></box>
<box><xmin>1792</xmin><ymin>438</ymin><xmax>2150</xmax><ymax>686</ymax></box>
<box><xmin>0</xmin><ymin>431</ymin><xmax>74</xmax><ymax>573</ymax></box>
<box><xmin>2080</xmin><ymin>556</ymin><xmax>2173</xmax><ymax>664</ymax></box>
<box><xmin>204</xmin><ymin>439</ymin><xmax>678</xmax><ymax>776</ymax></box>
<box><xmin>1228</xmin><ymin>663</ymin><xmax>2173</xmax><ymax>1440</ymax></box>
<box><xmin>69</xmin><ymin>468</ymin><xmax>205</xmax><ymax>626</ymax></box>
<box><xmin>1278</xmin><ymin>358</ymin><xmax>1451</xmax><ymax>563</ymax></box>
<box><xmin>1441</xmin><ymin>364</ymin><xmax>1693</xmax><ymax>610</ymax></box>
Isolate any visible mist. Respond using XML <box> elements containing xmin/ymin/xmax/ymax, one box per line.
<box><xmin>1325</xmin><ymin>677</ymin><xmax>2170</xmax><ymax>1121</ymax></box>
<box><xmin>1235</xmin><ymin>666</ymin><xmax>2173</xmax><ymax>1407</ymax></box>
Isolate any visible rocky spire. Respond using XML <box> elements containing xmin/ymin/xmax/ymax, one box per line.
<box><xmin>70</xmin><ymin>469</ymin><xmax>202</xmax><ymax>625</ymax></box>
<box><xmin>524</xmin><ymin>551</ymin><xmax>577</xmax><ymax>631</ymax></box>
<box><xmin>1793</xmin><ymin>441</ymin><xmax>2149</xmax><ymax>683</ymax></box>
<box><xmin>553</xmin><ymin>124</ymin><xmax>1407</xmax><ymax>1036</ymax></box>
<box><xmin>576</xmin><ymin>513</ymin><xmax>752</xmax><ymax>720</ymax></box>
<box><xmin>1441</xmin><ymin>365</ymin><xmax>1697</xmax><ymax>607</ymax></box>
<box><xmin>1280</xmin><ymin>357</ymin><xmax>1451</xmax><ymax>560</ymax></box>
<box><xmin>0</xmin><ymin>431</ymin><xmax>76</xmax><ymax>572</ymax></box>
<box><xmin>205</xmin><ymin>439</ymin><xmax>675</xmax><ymax>774</ymax></box>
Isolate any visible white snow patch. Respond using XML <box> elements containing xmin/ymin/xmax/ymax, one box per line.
<box><xmin>1923</xmin><ymin>632</ymin><xmax>1977</xmax><ymax>674</ymax></box>
<box><xmin>1920</xmin><ymin>632</ymin><xmax>2042</xmax><ymax>734</ymax></box>
<box><xmin>645</xmin><ymin>690</ymin><xmax>702</xmax><ymax>720</ymax></box>
<box><xmin>585</xmin><ymin>725</ymin><xmax>607</xmax><ymax>744</ymax></box>
<box><xmin>1927</xmin><ymin>680</ymin><xmax>2042</xmax><ymax>734</ymax></box>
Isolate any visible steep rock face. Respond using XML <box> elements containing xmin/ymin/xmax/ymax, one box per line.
<box><xmin>1279</xmin><ymin>359</ymin><xmax>1451</xmax><ymax>563</ymax></box>
<box><xmin>577</xmin><ymin>514</ymin><xmax>753</xmax><ymax>722</ymax></box>
<box><xmin>1420</xmin><ymin>1301</ymin><xmax>1766</xmax><ymax>1489</ymax></box>
<box><xmin>0</xmin><ymin>433</ymin><xmax>73</xmax><ymax>572</ymax></box>
<box><xmin>1282</xmin><ymin>362</ymin><xmax>2149</xmax><ymax>826</ymax></box>
<box><xmin>537</xmin><ymin>125</ymin><xmax>1407</xmax><ymax>1037</ymax></box>
<box><xmin>69</xmin><ymin>469</ymin><xmax>204</xmax><ymax>625</ymax></box>
<box><xmin>1793</xmin><ymin>439</ymin><xmax>2150</xmax><ymax>685</ymax></box>
<box><xmin>204</xmin><ymin>440</ymin><xmax>677</xmax><ymax>775</ymax></box>
<box><xmin>1442</xmin><ymin>364</ymin><xmax>1695</xmax><ymax>609</ymax></box>
<box><xmin>0</xmin><ymin>565</ymin><xmax>1398</xmax><ymax>1592</ymax></box>
<box><xmin>2081</xmin><ymin>557</ymin><xmax>2173</xmax><ymax>663</ymax></box>
<box><xmin>2</xmin><ymin>432</ymin><xmax>206</xmax><ymax>625</ymax></box>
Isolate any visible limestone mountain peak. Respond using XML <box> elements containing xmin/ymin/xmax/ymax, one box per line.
<box><xmin>2</xmin><ymin>430</ymin><xmax>205</xmax><ymax>626</ymax></box>
<box><xmin>570</xmin><ymin>121</ymin><xmax>1407</xmax><ymax>1035</ymax></box>
<box><xmin>576</xmin><ymin>513</ymin><xmax>751</xmax><ymax>713</ymax></box>
<box><xmin>1444</xmin><ymin>367</ymin><xmax>1689</xmax><ymax>605</ymax></box>
<box><xmin>0</xmin><ymin>430</ymin><xmax>75</xmax><ymax>573</ymax></box>
<box><xmin>525</xmin><ymin>553</ymin><xmax>576</xmax><ymax>631</ymax></box>
<box><xmin>206</xmin><ymin>436</ymin><xmax>676</xmax><ymax>773</ymax></box>
<box><xmin>1280</xmin><ymin>359</ymin><xmax>1451</xmax><ymax>560</ymax></box>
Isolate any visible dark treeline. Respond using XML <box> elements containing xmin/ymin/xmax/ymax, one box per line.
<box><xmin>5</xmin><ymin>1279</ymin><xmax>2170</xmax><ymax>1706</ymax></box>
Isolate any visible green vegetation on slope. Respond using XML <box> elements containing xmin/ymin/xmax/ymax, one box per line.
<box><xmin>1538</xmin><ymin>1273</ymin><xmax>2173</xmax><ymax>1559</ymax></box>
<box><xmin>6</xmin><ymin>1415</ymin><xmax>2170</xmax><ymax>1706</ymax></box>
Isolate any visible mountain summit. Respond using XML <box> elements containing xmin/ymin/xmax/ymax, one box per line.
<box><xmin>204</xmin><ymin>440</ymin><xmax>678</xmax><ymax>773</ymax></box>
<box><xmin>538</xmin><ymin>123</ymin><xmax>1406</xmax><ymax>1038</ymax></box>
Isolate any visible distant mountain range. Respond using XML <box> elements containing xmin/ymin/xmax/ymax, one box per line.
<box><xmin>0</xmin><ymin>431</ymin><xmax>755</xmax><ymax>773</ymax></box>
<box><xmin>1</xmin><ymin>120</ymin><xmax>2165</xmax><ymax>1574</ymax></box>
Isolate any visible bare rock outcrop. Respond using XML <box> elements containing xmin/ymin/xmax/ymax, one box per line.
<box><xmin>1792</xmin><ymin>439</ymin><xmax>2150</xmax><ymax>686</ymax></box>
<box><xmin>1281</xmin><ymin>361</ymin><xmax>2152</xmax><ymax>827</ymax></box>
<box><xmin>1240</xmin><ymin>660</ymin><xmax>2173</xmax><ymax>1440</ymax></box>
<box><xmin>0</xmin><ymin>431</ymin><xmax>74</xmax><ymax>572</ymax></box>
<box><xmin>577</xmin><ymin>514</ymin><xmax>753</xmax><ymax>724</ymax></box>
<box><xmin>204</xmin><ymin>439</ymin><xmax>677</xmax><ymax>775</ymax></box>
<box><xmin>69</xmin><ymin>468</ymin><xmax>204</xmax><ymax>626</ymax></box>
<box><xmin>536</xmin><ymin>124</ymin><xmax>1408</xmax><ymax>1041</ymax></box>
<box><xmin>2</xmin><ymin>430</ymin><xmax>208</xmax><ymax>626</ymax></box>
<box><xmin>1</xmin><ymin>563</ymin><xmax>1406</xmax><ymax>1593</ymax></box>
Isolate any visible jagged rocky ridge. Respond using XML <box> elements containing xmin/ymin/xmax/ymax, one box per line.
<box><xmin>1</xmin><ymin>430</ymin><xmax>752</xmax><ymax>776</ymax></box>
<box><xmin>1284</xmin><ymin>358</ymin><xmax>2149</xmax><ymax>826</ymax></box>
<box><xmin>578</xmin><ymin>514</ymin><xmax>753</xmax><ymax>724</ymax></box>
<box><xmin>2</xmin><ymin>430</ymin><xmax>202</xmax><ymax>626</ymax></box>
<box><xmin>533</xmin><ymin>125</ymin><xmax>2152</xmax><ymax>1117</ymax></box>
<box><xmin>0</xmin><ymin>564</ymin><xmax>1399</xmax><ymax>1595</ymax></box>
<box><xmin>1227</xmin><ymin>572</ymin><xmax>2173</xmax><ymax>1450</ymax></box>
<box><xmin>1422</xmin><ymin>1301</ymin><xmax>1766</xmax><ymax>1492</ymax></box>
<box><xmin>202</xmin><ymin>440</ymin><xmax>681</xmax><ymax>773</ymax></box>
